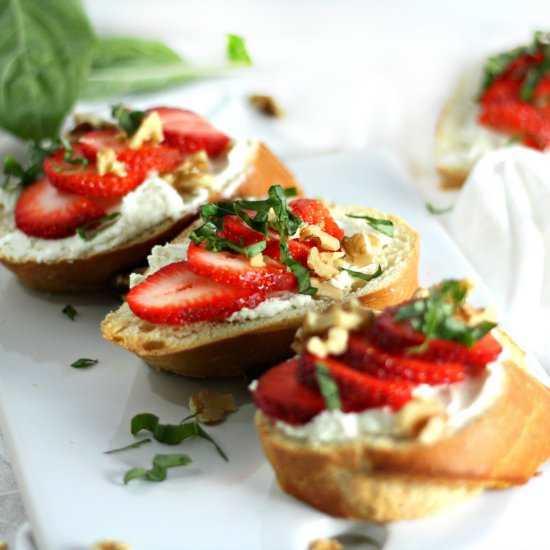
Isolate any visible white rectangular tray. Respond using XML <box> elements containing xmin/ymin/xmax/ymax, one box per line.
<box><xmin>1</xmin><ymin>149</ymin><xmax>548</xmax><ymax>550</ymax></box>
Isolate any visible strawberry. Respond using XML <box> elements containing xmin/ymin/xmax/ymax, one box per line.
<box><xmin>127</xmin><ymin>261</ymin><xmax>266</xmax><ymax>325</ymax></box>
<box><xmin>264</xmin><ymin>237</ymin><xmax>313</xmax><ymax>266</ymax></box>
<box><xmin>341</xmin><ymin>334</ymin><xmax>465</xmax><ymax>385</ymax></box>
<box><xmin>149</xmin><ymin>107</ymin><xmax>231</xmax><ymax>157</ymax></box>
<box><xmin>118</xmin><ymin>144</ymin><xmax>184</xmax><ymax>175</ymax></box>
<box><xmin>44</xmin><ymin>145</ymin><xmax>146</xmax><ymax>198</ymax></box>
<box><xmin>289</xmin><ymin>198</ymin><xmax>344</xmax><ymax>240</ymax></box>
<box><xmin>14</xmin><ymin>178</ymin><xmax>106</xmax><ymax>239</ymax></box>
<box><xmin>217</xmin><ymin>215</ymin><xmax>265</xmax><ymax>246</ymax></box>
<box><xmin>186</xmin><ymin>242</ymin><xmax>296</xmax><ymax>291</ymax></box>
<box><xmin>370</xmin><ymin>309</ymin><xmax>502</xmax><ymax>368</ymax></box>
<box><xmin>78</xmin><ymin>128</ymin><xmax>126</xmax><ymax>159</ymax></box>
<box><xmin>479</xmin><ymin>79</ymin><xmax>521</xmax><ymax>106</ymax></box>
<box><xmin>298</xmin><ymin>354</ymin><xmax>413</xmax><ymax>411</ymax></box>
<box><xmin>253</xmin><ymin>358</ymin><xmax>325</xmax><ymax>425</ymax></box>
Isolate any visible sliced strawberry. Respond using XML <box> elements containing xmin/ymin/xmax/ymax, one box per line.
<box><xmin>289</xmin><ymin>198</ymin><xmax>344</xmax><ymax>240</ymax></box>
<box><xmin>370</xmin><ymin>309</ymin><xmax>502</xmax><ymax>368</ymax></box>
<box><xmin>254</xmin><ymin>359</ymin><xmax>325</xmax><ymax>425</ymax></box>
<box><xmin>14</xmin><ymin>178</ymin><xmax>105</xmax><ymax>239</ymax></box>
<box><xmin>118</xmin><ymin>144</ymin><xmax>184</xmax><ymax>174</ymax></box>
<box><xmin>264</xmin><ymin>237</ymin><xmax>313</xmax><ymax>266</ymax></box>
<box><xmin>217</xmin><ymin>215</ymin><xmax>265</xmax><ymax>246</ymax></box>
<box><xmin>341</xmin><ymin>334</ymin><xmax>465</xmax><ymax>385</ymax></box>
<box><xmin>78</xmin><ymin>128</ymin><xmax>126</xmax><ymax>159</ymax></box>
<box><xmin>479</xmin><ymin>79</ymin><xmax>521</xmax><ymax>106</ymax></box>
<box><xmin>127</xmin><ymin>261</ymin><xmax>266</xmax><ymax>325</ymax></box>
<box><xmin>44</xmin><ymin>145</ymin><xmax>145</xmax><ymax>198</ymax></box>
<box><xmin>149</xmin><ymin>107</ymin><xmax>231</xmax><ymax>157</ymax></box>
<box><xmin>298</xmin><ymin>354</ymin><xmax>413</xmax><ymax>411</ymax></box>
<box><xmin>187</xmin><ymin>242</ymin><xmax>296</xmax><ymax>291</ymax></box>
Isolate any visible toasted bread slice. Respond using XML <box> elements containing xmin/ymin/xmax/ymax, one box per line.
<box><xmin>434</xmin><ymin>67</ymin><xmax>510</xmax><ymax>189</ymax></box>
<box><xmin>0</xmin><ymin>142</ymin><xmax>298</xmax><ymax>292</ymax></box>
<box><xmin>101</xmin><ymin>205</ymin><xmax>419</xmax><ymax>377</ymax></box>
<box><xmin>256</xmin><ymin>348</ymin><xmax>550</xmax><ymax>521</ymax></box>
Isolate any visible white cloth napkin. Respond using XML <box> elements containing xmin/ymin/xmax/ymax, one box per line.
<box><xmin>447</xmin><ymin>147</ymin><xmax>550</xmax><ymax>369</ymax></box>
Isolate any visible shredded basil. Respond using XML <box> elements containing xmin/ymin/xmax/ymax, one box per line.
<box><xmin>394</xmin><ymin>280</ymin><xmax>496</xmax><ymax>350</ymax></box>
<box><xmin>131</xmin><ymin>413</ymin><xmax>228</xmax><ymax>462</ymax></box>
<box><xmin>341</xmin><ymin>265</ymin><xmax>383</xmax><ymax>282</ymax></box>
<box><xmin>346</xmin><ymin>213</ymin><xmax>394</xmax><ymax>237</ymax></box>
<box><xmin>124</xmin><ymin>453</ymin><xmax>192</xmax><ymax>484</ymax></box>
<box><xmin>426</xmin><ymin>203</ymin><xmax>453</xmax><ymax>215</ymax></box>
<box><xmin>70</xmin><ymin>358</ymin><xmax>98</xmax><ymax>369</ymax></box>
<box><xmin>315</xmin><ymin>363</ymin><xmax>341</xmax><ymax>411</ymax></box>
<box><xmin>111</xmin><ymin>104</ymin><xmax>146</xmax><ymax>136</ymax></box>
<box><xmin>77</xmin><ymin>212</ymin><xmax>121</xmax><ymax>241</ymax></box>
<box><xmin>227</xmin><ymin>33</ymin><xmax>253</xmax><ymax>65</ymax></box>
<box><xmin>104</xmin><ymin>438</ymin><xmax>152</xmax><ymax>455</ymax></box>
<box><xmin>62</xmin><ymin>304</ymin><xmax>77</xmax><ymax>321</ymax></box>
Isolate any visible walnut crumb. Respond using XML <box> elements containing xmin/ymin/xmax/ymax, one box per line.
<box><xmin>129</xmin><ymin>111</ymin><xmax>164</xmax><ymax>149</ymax></box>
<box><xmin>0</xmin><ymin>541</ymin><xmax>8</xmax><ymax>550</ymax></box>
<box><xmin>189</xmin><ymin>389</ymin><xmax>237</xmax><ymax>424</ymax></box>
<box><xmin>248</xmin><ymin>94</ymin><xmax>285</xmax><ymax>118</ymax></box>
<box><xmin>250</xmin><ymin>253</ymin><xmax>266</xmax><ymax>267</ymax></box>
<box><xmin>306</xmin><ymin>326</ymin><xmax>349</xmax><ymax>358</ymax></box>
<box><xmin>343</xmin><ymin>232</ymin><xmax>372</xmax><ymax>267</ymax></box>
<box><xmin>167</xmin><ymin>152</ymin><xmax>214</xmax><ymax>193</ymax></box>
<box><xmin>300</xmin><ymin>224</ymin><xmax>341</xmax><ymax>251</ymax></box>
<box><xmin>311</xmin><ymin>278</ymin><xmax>344</xmax><ymax>300</ymax></box>
<box><xmin>96</xmin><ymin>149</ymin><xmax>127</xmax><ymax>177</ymax></box>
<box><xmin>308</xmin><ymin>538</ymin><xmax>343</xmax><ymax>550</ymax></box>
<box><xmin>307</xmin><ymin>247</ymin><xmax>345</xmax><ymax>279</ymax></box>
<box><xmin>90</xmin><ymin>541</ymin><xmax>131</xmax><ymax>550</ymax></box>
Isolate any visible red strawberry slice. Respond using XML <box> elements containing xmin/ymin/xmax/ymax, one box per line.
<box><xmin>298</xmin><ymin>354</ymin><xmax>413</xmax><ymax>411</ymax></box>
<box><xmin>289</xmin><ymin>198</ymin><xmax>344</xmax><ymax>240</ymax></box>
<box><xmin>78</xmin><ymin>128</ymin><xmax>126</xmax><ymax>159</ymax></box>
<box><xmin>187</xmin><ymin>242</ymin><xmax>296</xmax><ymax>291</ymax></box>
<box><xmin>118</xmin><ymin>144</ymin><xmax>184</xmax><ymax>174</ymax></box>
<box><xmin>44</xmin><ymin>145</ymin><xmax>146</xmax><ymax>198</ymax></box>
<box><xmin>218</xmin><ymin>215</ymin><xmax>265</xmax><ymax>246</ymax></box>
<box><xmin>479</xmin><ymin>79</ymin><xmax>521</xmax><ymax>106</ymax></box>
<box><xmin>370</xmin><ymin>309</ymin><xmax>502</xmax><ymax>368</ymax></box>
<box><xmin>149</xmin><ymin>107</ymin><xmax>231</xmax><ymax>157</ymax></box>
<box><xmin>14</xmin><ymin>178</ymin><xmax>106</xmax><ymax>239</ymax></box>
<box><xmin>264</xmin><ymin>237</ymin><xmax>313</xmax><ymax>266</ymax></box>
<box><xmin>341</xmin><ymin>334</ymin><xmax>465</xmax><ymax>385</ymax></box>
<box><xmin>127</xmin><ymin>261</ymin><xmax>266</xmax><ymax>325</ymax></box>
<box><xmin>254</xmin><ymin>358</ymin><xmax>325</xmax><ymax>425</ymax></box>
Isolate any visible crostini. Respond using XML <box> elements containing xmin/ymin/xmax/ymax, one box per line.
<box><xmin>254</xmin><ymin>281</ymin><xmax>550</xmax><ymax>521</ymax></box>
<box><xmin>435</xmin><ymin>31</ymin><xmax>550</xmax><ymax>188</ymax></box>
<box><xmin>101</xmin><ymin>186</ymin><xmax>419</xmax><ymax>377</ymax></box>
<box><xmin>0</xmin><ymin>106</ymin><xmax>296</xmax><ymax>291</ymax></box>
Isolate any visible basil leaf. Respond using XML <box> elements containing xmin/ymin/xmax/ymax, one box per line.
<box><xmin>0</xmin><ymin>0</ymin><xmax>95</xmax><ymax>141</ymax></box>
<box><xmin>341</xmin><ymin>265</ymin><xmax>383</xmax><ymax>282</ymax></box>
<box><xmin>111</xmin><ymin>104</ymin><xmax>146</xmax><ymax>136</ymax></box>
<box><xmin>60</xmin><ymin>138</ymin><xmax>89</xmax><ymax>166</ymax></box>
<box><xmin>346</xmin><ymin>214</ymin><xmax>394</xmax><ymax>237</ymax></box>
<box><xmin>227</xmin><ymin>33</ymin><xmax>253</xmax><ymax>65</ymax></box>
<box><xmin>426</xmin><ymin>203</ymin><xmax>453</xmax><ymax>215</ymax></box>
<box><xmin>315</xmin><ymin>363</ymin><xmax>341</xmax><ymax>411</ymax></box>
<box><xmin>104</xmin><ymin>438</ymin><xmax>152</xmax><ymax>455</ymax></box>
<box><xmin>190</xmin><ymin>221</ymin><xmax>266</xmax><ymax>257</ymax></box>
<box><xmin>124</xmin><ymin>453</ymin><xmax>192</xmax><ymax>484</ymax></box>
<box><xmin>62</xmin><ymin>304</ymin><xmax>77</xmax><ymax>321</ymax></box>
<box><xmin>131</xmin><ymin>413</ymin><xmax>228</xmax><ymax>461</ymax></box>
<box><xmin>77</xmin><ymin>212</ymin><xmax>121</xmax><ymax>241</ymax></box>
<box><xmin>70</xmin><ymin>358</ymin><xmax>98</xmax><ymax>369</ymax></box>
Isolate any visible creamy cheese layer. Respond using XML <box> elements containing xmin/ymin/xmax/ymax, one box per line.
<box><xmin>0</xmin><ymin>140</ymin><xmax>258</xmax><ymax>262</ymax></box>
<box><xmin>272</xmin><ymin>357</ymin><xmax>505</xmax><ymax>446</ymax></box>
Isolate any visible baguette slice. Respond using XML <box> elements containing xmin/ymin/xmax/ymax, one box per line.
<box><xmin>256</xmin><ymin>351</ymin><xmax>550</xmax><ymax>522</ymax></box>
<box><xmin>434</xmin><ymin>67</ymin><xmax>510</xmax><ymax>189</ymax></box>
<box><xmin>0</xmin><ymin>142</ymin><xmax>297</xmax><ymax>292</ymax></box>
<box><xmin>101</xmin><ymin>205</ymin><xmax>419</xmax><ymax>377</ymax></box>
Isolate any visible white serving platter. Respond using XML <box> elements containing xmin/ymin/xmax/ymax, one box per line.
<box><xmin>0</xmin><ymin>149</ymin><xmax>548</xmax><ymax>550</ymax></box>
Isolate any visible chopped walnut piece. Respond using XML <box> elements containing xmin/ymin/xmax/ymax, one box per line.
<box><xmin>129</xmin><ymin>111</ymin><xmax>163</xmax><ymax>149</ymax></box>
<box><xmin>311</xmin><ymin>278</ymin><xmax>344</xmax><ymax>300</ymax></box>
<box><xmin>90</xmin><ymin>541</ymin><xmax>131</xmax><ymax>550</ymax></box>
<box><xmin>306</xmin><ymin>326</ymin><xmax>349</xmax><ymax>358</ymax></box>
<box><xmin>0</xmin><ymin>542</ymin><xmax>7</xmax><ymax>550</ymax></box>
<box><xmin>250</xmin><ymin>253</ymin><xmax>266</xmax><ymax>267</ymax></box>
<box><xmin>166</xmin><ymin>152</ymin><xmax>214</xmax><ymax>193</ymax></box>
<box><xmin>300</xmin><ymin>224</ymin><xmax>340</xmax><ymax>251</ymax></box>
<box><xmin>189</xmin><ymin>389</ymin><xmax>237</xmax><ymax>424</ymax></box>
<box><xmin>308</xmin><ymin>538</ymin><xmax>344</xmax><ymax>550</ymax></box>
<box><xmin>248</xmin><ymin>94</ymin><xmax>285</xmax><ymax>118</ymax></box>
<box><xmin>293</xmin><ymin>300</ymin><xmax>373</xmax><ymax>354</ymax></box>
<box><xmin>96</xmin><ymin>149</ymin><xmax>127</xmax><ymax>177</ymax></box>
<box><xmin>307</xmin><ymin>247</ymin><xmax>345</xmax><ymax>279</ymax></box>
<box><xmin>458</xmin><ymin>304</ymin><xmax>497</xmax><ymax>326</ymax></box>
<box><xmin>398</xmin><ymin>399</ymin><xmax>447</xmax><ymax>440</ymax></box>
<box><xmin>343</xmin><ymin>233</ymin><xmax>371</xmax><ymax>266</ymax></box>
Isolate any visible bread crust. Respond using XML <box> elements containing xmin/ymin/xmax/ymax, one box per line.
<box><xmin>101</xmin><ymin>207</ymin><xmax>419</xmax><ymax>377</ymax></box>
<box><xmin>0</xmin><ymin>143</ymin><xmax>298</xmax><ymax>292</ymax></box>
<box><xmin>255</xmin><ymin>360</ymin><xmax>550</xmax><ymax>521</ymax></box>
